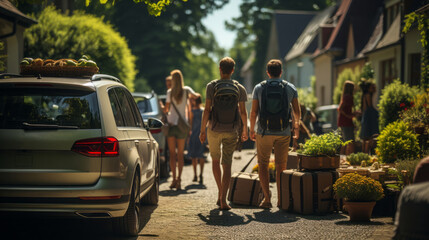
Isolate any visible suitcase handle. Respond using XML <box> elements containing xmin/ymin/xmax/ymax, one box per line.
<box><xmin>240</xmin><ymin>152</ymin><xmax>257</xmax><ymax>172</ymax></box>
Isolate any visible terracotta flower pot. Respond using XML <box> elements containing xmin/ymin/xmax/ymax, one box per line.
<box><xmin>344</xmin><ymin>201</ymin><xmax>376</xmax><ymax>222</ymax></box>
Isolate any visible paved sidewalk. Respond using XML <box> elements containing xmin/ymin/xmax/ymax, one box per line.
<box><xmin>138</xmin><ymin>149</ymin><xmax>396</xmax><ymax>240</ymax></box>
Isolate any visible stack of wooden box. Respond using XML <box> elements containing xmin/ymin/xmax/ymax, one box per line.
<box><xmin>279</xmin><ymin>153</ymin><xmax>341</xmax><ymax>214</ymax></box>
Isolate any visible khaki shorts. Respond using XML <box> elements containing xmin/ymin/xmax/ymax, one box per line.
<box><xmin>207</xmin><ymin>128</ymin><xmax>238</xmax><ymax>165</ymax></box>
<box><xmin>168</xmin><ymin>125</ymin><xmax>188</xmax><ymax>139</ymax></box>
<box><xmin>256</xmin><ymin>134</ymin><xmax>291</xmax><ymax>166</ymax></box>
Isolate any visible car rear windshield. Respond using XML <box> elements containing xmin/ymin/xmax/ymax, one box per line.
<box><xmin>0</xmin><ymin>87</ymin><xmax>101</xmax><ymax>129</ymax></box>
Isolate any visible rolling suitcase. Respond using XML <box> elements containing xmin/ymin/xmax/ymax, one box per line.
<box><xmin>280</xmin><ymin>169</ymin><xmax>340</xmax><ymax>214</ymax></box>
<box><xmin>227</xmin><ymin>153</ymin><xmax>263</xmax><ymax>206</ymax></box>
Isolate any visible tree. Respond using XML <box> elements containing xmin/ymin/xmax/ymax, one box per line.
<box><xmin>24</xmin><ymin>6</ymin><xmax>137</xmax><ymax>90</ymax></box>
<box><xmin>226</xmin><ymin>0</ymin><xmax>332</xmax><ymax>85</ymax></box>
<box><xmin>110</xmin><ymin>0</ymin><xmax>228</xmax><ymax>94</ymax></box>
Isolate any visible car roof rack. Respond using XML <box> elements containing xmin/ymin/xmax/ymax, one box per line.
<box><xmin>91</xmin><ymin>74</ymin><xmax>122</xmax><ymax>83</ymax></box>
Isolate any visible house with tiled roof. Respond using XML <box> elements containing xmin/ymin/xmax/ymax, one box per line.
<box><xmin>0</xmin><ymin>0</ymin><xmax>37</xmax><ymax>74</ymax></box>
<box><xmin>284</xmin><ymin>5</ymin><xmax>337</xmax><ymax>89</ymax></box>
<box><xmin>363</xmin><ymin>0</ymin><xmax>426</xmax><ymax>92</ymax></box>
<box><xmin>312</xmin><ymin>0</ymin><xmax>383</xmax><ymax>106</ymax></box>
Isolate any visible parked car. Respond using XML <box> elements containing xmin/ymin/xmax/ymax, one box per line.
<box><xmin>132</xmin><ymin>92</ymin><xmax>169</xmax><ymax>178</ymax></box>
<box><xmin>0</xmin><ymin>73</ymin><xmax>162</xmax><ymax>236</ymax></box>
<box><xmin>315</xmin><ymin>104</ymin><xmax>339</xmax><ymax>134</ymax></box>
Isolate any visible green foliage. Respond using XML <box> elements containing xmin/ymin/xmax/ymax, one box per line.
<box><xmin>395</xmin><ymin>159</ymin><xmax>421</xmax><ymax>186</ymax></box>
<box><xmin>332</xmin><ymin>67</ymin><xmax>361</xmax><ymax>106</ymax></box>
<box><xmin>85</xmin><ymin>0</ymin><xmax>189</xmax><ymax>16</ymax></box>
<box><xmin>360</xmin><ymin>62</ymin><xmax>374</xmax><ymax>80</ymax></box>
<box><xmin>400</xmin><ymin>91</ymin><xmax>429</xmax><ymax>131</ymax></box>
<box><xmin>347</xmin><ymin>152</ymin><xmax>371</xmax><ymax>166</ymax></box>
<box><xmin>403</xmin><ymin>12</ymin><xmax>429</xmax><ymax>88</ymax></box>
<box><xmin>376</xmin><ymin>121</ymin><xmax>420</xmax><ymax>163</ymax></box>
<box><xmin>182</xmin><ymin>50</ymin><xmax>218</xmax><ymax>99</ymax></box>
<box><xmin>298</xmin><ymin>131</ymin><xmax>350</xmax><ymax>157</ymax></box>
<box><xmin>378</xmin><ymin>80</ymin><xmax>421</xmax><ymax>130</ymax></box>
<box><xmin>334</xmin><ymin>173</ymin><xmax>384</xmax><ymax>202</ymax></box>
<box><xmin>110</xmin><ymin>0</ymin><xmax>227</xmax><ymax>94</ymax></box>
<box><xmin>297</xmin><ymin>88</ymin><xmax>317</xmax><ymax>111</ymax></box>
<box><xmin>24</xmin><ymin>7</ymin><xmax>136</xmax><ymax>90</ymax></box>
<box><xmin>0</xmin><ymin>41</ymin><xmax>5</xmax><ymax>72</ymax></box>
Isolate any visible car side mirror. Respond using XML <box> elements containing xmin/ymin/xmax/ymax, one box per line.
<box><xmin>147</xmin><ymin>117</ymin><xmax>163</xmax><ymax>134</ymax></box>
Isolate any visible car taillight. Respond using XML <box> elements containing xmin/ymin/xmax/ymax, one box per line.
<box><xmin>71</xmin><ymin>137</ymin><xmax>119</xmax><ymax>157</ymax></box>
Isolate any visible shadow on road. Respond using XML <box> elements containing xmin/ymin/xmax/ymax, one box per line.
<box><xmin>297</xmin><ymin>212</ymin><xmax>349</xmax><ymax>221</ymax></box>
<box><xmin>335</xmin><ymin>220</ymin><xmax>387</xmax><ymax>226</ymax></box>
<box><xmin>0</xmin><ymin>204</ymin><xmax>158</xmax><ymax>240</ymax></box>
<box><xmin>198</xmin><ymin>209</ymin><xmax>252</xmax><ymax>226</ymax></box>
<box><xmin>248</xmin><ymin>209</ymin><xmax>299</xmax><ymax>224</ymax></box>
<box><xmin>159</xmin><ymin>183</ymin><xmax>206</xmax><ymax>197</ymax></box>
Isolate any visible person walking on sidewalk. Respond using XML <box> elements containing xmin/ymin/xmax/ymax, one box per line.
<box><xmin>199</xmin><ymin>57</ymin><xmax>248</xmax><ymax>210</ymax></box>
<box><xmin>249</xmin><ymin>59</ymin><xmax>301</xmax><ymax>208</ymax></box>
<box><xmin>188</xmin><ymin>96</ymin><xmax>206</xmax><ymax>184</ymax></box>
<box><xmin>164</xmin><ymin>69</ymin><xmax>200</xmax><ymax>190</ymax></box>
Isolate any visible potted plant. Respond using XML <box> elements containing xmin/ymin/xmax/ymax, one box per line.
<box><xmin>297</xmin><ymin>131</ymin><xmax>350</xmax><ymax>170</ymax></box>
<box><xmin>334</xmin><ymin>173</ymin><xmax>384</xmax><ymax>221</ymax></box>
<box><xmin>252</xmin><ymin>160</ymin><xmax>276</xmax><ymax>182</ymax></box>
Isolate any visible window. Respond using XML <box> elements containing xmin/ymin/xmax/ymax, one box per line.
<box><xmin>0</xmin><ymin>87</ymin><xmax>101</xmax><ymax>129</ymax></box>
<box><xmin>381</xmin><ymin>58</ymin><xmax>396</xmax><ymax>88</ymax></box>
<box><xmin>124</xmin><ymin>90</ymin><xmax>145</xmax><ymax>128</ymax></box>
<box><xmin>321</xmin><ymin>86</ymin><xmax>325</xmax><ymax>106</ymax></box>
<box><xmin>409</xmin><ymin>53</ymin><xmax>421</xmax><ymax>86</ymax></box>
<box><xmin>108</xmin><ymin>89</ymin><xmax>125</xmax><ymax>127</ymax></box>
<box><xmin>114</xmin><ymin>88</ymin><xmax>137</xmax><ymax>127</ymax></box>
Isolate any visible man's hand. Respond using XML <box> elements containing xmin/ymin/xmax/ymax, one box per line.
<box><xmin>250</xmin><ymin>130</ymin><xmax>256</xmax><ymax>141</ymax></box>
<box><xmin>241</xmin><ymin>129</ymin><xmax>248</xmax><ymax>142</ymax></box>
<box><xmin>293</xmin><ymin>124</ymin><xmax>300</xmax><ymax>141</ymax></box>
<box><xmin>199</xmin><ymin>130</ymin><xmax>206</xmax><ymax>144</ymax></box>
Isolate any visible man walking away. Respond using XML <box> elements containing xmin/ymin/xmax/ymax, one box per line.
<box><xmin>200</xmin><ymin>57</ymin><xmax>248</xmax><ymax>210</ymax></box>
<box><xmin>249</xmin><ymin>59</ymin><xmax>301</xmax><ymax>208</ymax></box>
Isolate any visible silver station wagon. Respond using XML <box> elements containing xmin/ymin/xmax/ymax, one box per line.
<box><xmin>0</xmin><ymin>73</ymin><xmax>162</xmax><ymax>236</ymax></box>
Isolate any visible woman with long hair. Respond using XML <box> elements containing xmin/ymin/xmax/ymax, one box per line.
<box><xmin>359</xmin><ymin>82</ymin><xmax>379</xmax><ymax>154</ymax></box>
<box><xmin>164</xmin><ymin>69</ymin><xmax>199</xmax><ymax>190</ymax></box>
<box><xmin>337</xmin><ymin>80</ymin><xmax>356</xmax><ymax>155</ymax></box>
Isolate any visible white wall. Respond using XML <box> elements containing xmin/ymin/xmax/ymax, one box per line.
<box><xmin>314</xmin><ymin>54</ymin><xmax>333</xmax><ymax>106</ymax></box>
<box><xmin>285</xmin><ymin>55</ymin><xmax>314</xmax><ymax>89</ymax></box>
<box><xmin>366</xmin><ymin>45</ymin><xmax>401</xmax><ymax>103</ymax></box>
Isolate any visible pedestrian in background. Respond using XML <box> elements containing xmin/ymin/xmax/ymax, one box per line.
<box><xmin>199</xmin><ymin>57</ymin><xmax>248</xmax><ymax>210</ymax></box>
<box><xmin>250</xmin><ymin>59</ymin><xmax>301</xmax><ymax>208</ymax></box>
<box><xmin>188</xmin><ymin>95</ymin><xmax>206</xmax><ymax>184</ymax></box>
<box><xmin>359</xmin><ymin>81</ymin><xmax>379</xmax><ymax>154</ymax></box>
<box><xmin>337</xmin><ymin>80</ymin><xmax>356</xmax><ymax>155</ymax></box>
<box><xmin>164</xmin><ymin>69</ymin><xmax>199</xmax><ymax>190</ymax></box>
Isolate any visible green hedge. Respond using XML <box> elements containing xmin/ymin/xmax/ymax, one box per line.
<box><xmin>376</xmin><ymin>121</ymin><xmax>420</xmax><ymax>163</ymax></box>
<box><xmin>378</xmin><ymin>80</ymin><xmax>421</xmax><ymax>131</ymax></box>
<box><xmin>24</xmin><ymin>6</ymin><xmax>136</xmax><ymax>90</ymax></box>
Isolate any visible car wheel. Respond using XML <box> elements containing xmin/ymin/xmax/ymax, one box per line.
<box><xmin>113</xmin><ymin>173</ymin><xmax>141</xmax><ymax>236</ymax></box>
<box><xmin>142</xmin><ymin>157</ymin><xmax>159</xmax><ymax>205</ymax></box>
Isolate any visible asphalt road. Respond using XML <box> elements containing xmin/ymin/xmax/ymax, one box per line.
<box><xmin>0</xmin><ymin>149</ymin><xmax>395</xmax><ymax>240</ymax></box>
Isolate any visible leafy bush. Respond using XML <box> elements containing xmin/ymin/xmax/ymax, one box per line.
<box><xmin>395</xmin><ymin>159</ymin><xmax>421</xmax><ymax>186</ymax></box>
<box><xmin>334</xmin><ymin>173</ymin><xmax>384</xmax><ymax>202</ymax></box>
<box><xmin>347</xmin><ymin>152</ymin><xmax>371</xmax><ymax>166</ymax></box>
<box><xmin>378</xmin><ymin>80</ymin><xmax>421</xmax><ymax>130</ymax></box>
<box><xmin>298</xmin><ymin>131</ymin><xmax>349</xmax><ymax>156</ymax></box>
<box><xmin>400</xmin><ymin>92</ymin><xmax>429</xmax><ymax>134</ymax></box>
<box><xmin>376</xmin><ymin>121</ymin><xmax>420</xmax><ymax>163</ymax></box>
<box><xmin>297</xmin><ymin>88</ymin><xmax>317</xmax><ymax>111</ymax></box>
<box><xmin>24</xmin><ymin>7</ymin><xmax>136</xmax><ymax>90</ymax></box>
<box><xmin>332</xmin><ymin>67</ymin><xmax>361</xmax><ymax>108</ymax></box>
